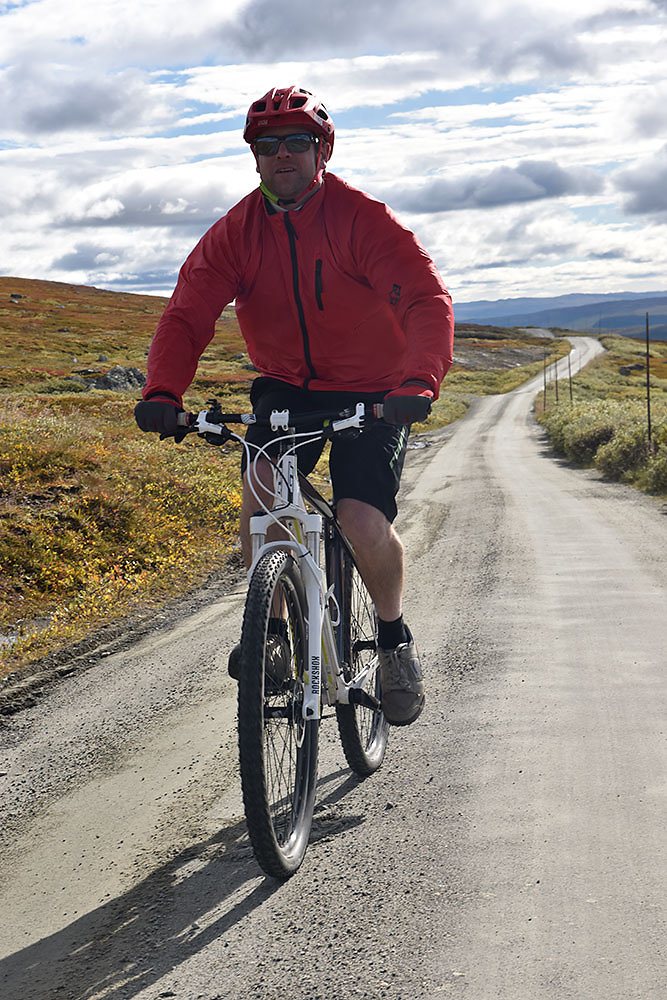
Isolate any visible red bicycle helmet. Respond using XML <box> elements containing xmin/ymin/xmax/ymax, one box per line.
<box><xmin>244</xmin><ymin>86</ymin><xmax>335</xmax><ymax>153</ymax></box>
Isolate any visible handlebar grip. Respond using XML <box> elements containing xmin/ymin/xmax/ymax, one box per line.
<box><xmin>176</xmin><ymin>411</ymin><xmax>196</xmax><ymax>427</ymax></box>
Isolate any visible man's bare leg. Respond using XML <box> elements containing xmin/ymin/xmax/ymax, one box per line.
<box><xmin>243</xmin><ymin>484</ymin><xmax>404</xmax><ymax>620</ymax></box>
<box><xmin>337</xmin><ymin>496</ymin><xmax>424</xmax><ymax>726</ymax></box>
<box><xmin>335</xmin><ymin>497</ymin><xmax>404</xmax><ymax>622</ymax></box>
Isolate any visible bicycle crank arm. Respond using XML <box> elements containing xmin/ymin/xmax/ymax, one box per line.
<box><xmin>348</xmin><ymin>688</ymin><xmax>382</xmax><ymax>712</ymax></box>
<box><xmin>352</xmin><ymin>638</ymin><xmax>377</xmax><ymax>654</ymax></box>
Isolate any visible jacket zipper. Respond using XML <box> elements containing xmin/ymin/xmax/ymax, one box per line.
<box><xmin>284</xmin><ymin>213</ymin><xmax>317</xmax><ymax>388</ymax></box>
<box><xmin>315</xmin><ymin>259</ymin><xmax>324</xmax><ymax>310</ymax></box>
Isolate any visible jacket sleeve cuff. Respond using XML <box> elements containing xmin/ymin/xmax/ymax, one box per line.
<box><xmin>401</xmin><ymin>378</ymin><xmax>433</xmax><ymax>391</ymax></box>
<box><xmin>144</xmin><ymin>389</ymin><xmax>183</xmax><ymax>406</ymax></box>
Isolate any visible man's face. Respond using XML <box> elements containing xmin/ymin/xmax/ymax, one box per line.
<box><xmin>254</xmin><ymin>125</ymin><xmax>319</xmax><ymax>201</ymax></box>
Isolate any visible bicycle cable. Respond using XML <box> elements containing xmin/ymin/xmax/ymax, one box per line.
<box><xmin>245</xmin><ymin>427</ymin><xmax>329</xmax><ymax>549</ymax></box>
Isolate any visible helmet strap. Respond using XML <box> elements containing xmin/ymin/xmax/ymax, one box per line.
<box><xmin>259</xmin><ymin>180</ymin><xmax>281</xmax><ymax>204</ymax></box>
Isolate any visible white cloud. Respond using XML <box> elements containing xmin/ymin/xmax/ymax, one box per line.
<box><xmin>628</xmin><ymin>82</ymin><xmax>667</xmax><ymax>138</ymax></box>
<box><xmin>385</xmin><ymin>161</ymin><xmax>605</xmax><ymax>213</ymax></box>
<box><xmin>0</xmin><ymin>65</ymin><xmax>173</xmax><ymax>138</ymax></box>
<box><xmin>418</xmin><ymin>202</ymin><xmax>666</xmax><ymax>300</ymax></box>
<box><xmin>54</xmin><ymin>158</ymin><xmax>249</xmax><ymax>229</ymax></box>
<box><xmin>1</xmin><ymin>0</ymin><xmax>666</xmax><ymax>301</ymax></box>
<box><xmin>614</xmin><ymin>145</ymin><xmax>667</xmax><ymax>216</ymax></box>
<box><xmin>0</xmin><ymin>0</ymin><xmax>250</xmax><ymax>66</ymax></box>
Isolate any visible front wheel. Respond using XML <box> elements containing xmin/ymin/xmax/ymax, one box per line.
<box><xmin>331</xmin><ymin>539</ymin><xmax>389</xmax><ymax>776</ymax></box>
<box><xmin>237</xmin><ymin>550</ymin><xmax>318</xmax><ymax>878</ymax></box>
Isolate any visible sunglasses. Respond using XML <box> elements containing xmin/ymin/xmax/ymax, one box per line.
<box><xmin>253</xmin><ymin>133</ymin><xmax>318</xmax><ymax>157</ymax></box>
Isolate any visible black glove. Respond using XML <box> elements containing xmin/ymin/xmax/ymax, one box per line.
<box><xmin>382</xmin><ymin>381</ymin><xmax>434</xmax><ymax>425</ymax></box>
<box><xmin>134</xmin><ymin>398</ymin><xmax>181</xmax><ymax>437</ymax></box>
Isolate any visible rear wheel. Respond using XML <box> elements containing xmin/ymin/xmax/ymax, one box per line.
<box><xmin>237</xmin><ymin>550</ymin><xmax>318</xmax><ymax>878</ymax></box>
<box><xmin>330</xmin><ymin>534</ymin><xmax>389</xmax><ymax>776</ymax></box>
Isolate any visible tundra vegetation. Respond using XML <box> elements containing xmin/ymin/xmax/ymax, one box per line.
<box><xmin>536</xmin><ymin>335</ymin><xmax>667</xmax><ymax>494</ymax></box>
<box><xmin>4</xmin><ymin>275</ymin><xmax>644</xmax><ymax>676</ymax></box>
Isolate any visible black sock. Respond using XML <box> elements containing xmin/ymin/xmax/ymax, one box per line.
<box><xmin>377</xmin><ymin>615</ymin><xmax>408</xmax><ymax>650</ymax></box>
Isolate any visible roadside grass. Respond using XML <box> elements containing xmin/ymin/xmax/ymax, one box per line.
<box><xmin>410</xmin><ymin>335</ymin><xmax>571</xmax><ymax>433</ymax></box>
<box><xmin>535</xmin><ymin>335</ymin><xmax>667</xmax><ymax>494</ymax></box>
<box><xmin>0</xmin><ymin>277</ymin><xmax>568</xmax><ymax>676</ymax></box>
<box><xmin>446</xmin><ymin>348</ymin><xmax>570</xmax><ymax>396</ymax></box>
<box><xmin>0</xmin><ymin>394</ymin><xmax>242</xmax><ymax>669</ymax></box>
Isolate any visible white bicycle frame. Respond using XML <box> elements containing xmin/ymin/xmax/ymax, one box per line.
<box><xmin>190</xmin><ymin>402</ymin><xmax>378</xmax><ymax>722</ymax></box>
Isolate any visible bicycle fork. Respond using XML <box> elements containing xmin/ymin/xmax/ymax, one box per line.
<box><xmin>249</xmin><ymin>514</ymin><xmax>378</xmax><ymax>720</ymax></box>
<box><xmin>299</xmin><ymin>559</ymin><xmax>379</xmax><ymax>717</ymax></box>
<box><xmin>249</xmin><ymin>505</ymin><xmax>330</xmax><ymax>721</ymax></box>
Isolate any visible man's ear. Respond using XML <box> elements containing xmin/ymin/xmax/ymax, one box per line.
<box><xmin>320</xmin><ymin>140</ymin><xmax>331</xmax><ymax>163</ymax></box>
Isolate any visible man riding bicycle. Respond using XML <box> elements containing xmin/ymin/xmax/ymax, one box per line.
<box><xmin>135</xmin><ymin>86</ymin><xmax>454</xmax><ymax>726</ymax></box>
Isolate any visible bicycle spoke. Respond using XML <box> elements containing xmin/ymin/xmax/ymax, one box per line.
<box><xmin>238</xmin><ymin>551</ymin><xmax>318</xmax><ymax>878</ymax></box>
<box><xmin>330</xmin><ymin>534</ymin><xmax>389</xmax><ymax>776</ymax></box>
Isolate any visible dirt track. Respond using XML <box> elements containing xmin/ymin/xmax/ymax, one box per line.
<box><xmin>2</xmin><ymin>336</ymin><xmax>667</xmax><ymax>1000</ymax></box>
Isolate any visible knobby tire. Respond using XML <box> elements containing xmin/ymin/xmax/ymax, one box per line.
<box><xmin>329</xmin><ymin>532</ymin><xmax>389</xmax><ymax>776</ymax></box>
<box><xmin>237</xmin><ymin>550</ymin><xmax>318</xmax><ymax>878</ymax></box>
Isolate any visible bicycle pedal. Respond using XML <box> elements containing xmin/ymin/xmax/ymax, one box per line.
<box><xmin>352</xmin><ymin>639</ymin><xmax>376</xmax><ymax>654</ymax></box>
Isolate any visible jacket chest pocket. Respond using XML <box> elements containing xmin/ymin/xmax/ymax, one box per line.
<box><xmin>315</xmin><ymin>259</ymin><xmax>324</xmax><ymax>311</ymax></box>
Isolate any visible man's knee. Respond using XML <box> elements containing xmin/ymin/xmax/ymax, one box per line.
<box><xmin>337</xmin><ymin>498</ymin><xmax>396</xmax><ymax>548</ymax></box>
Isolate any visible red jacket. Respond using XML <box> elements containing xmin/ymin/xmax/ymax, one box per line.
<box><xmin>144</xmin><ymin>173</ymin><xmax>454</xmax><ymax>402</ymax></box>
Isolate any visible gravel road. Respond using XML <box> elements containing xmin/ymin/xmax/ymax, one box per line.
<box><xmin>2</xmin><ymin>337</ymin><xmax>666</xmax><ymax>1000</ymax></box>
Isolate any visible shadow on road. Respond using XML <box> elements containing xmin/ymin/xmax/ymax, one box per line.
<box><xmin>0</xmin><ymin>767</ymin><xmax>365</xmax><ymax>1000</ymax></box>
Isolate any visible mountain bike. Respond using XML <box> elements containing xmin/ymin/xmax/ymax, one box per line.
<box><xmin>176</xmin><ymin>400</ymin><xmax>390</xmax><ymax>878</ymax></box>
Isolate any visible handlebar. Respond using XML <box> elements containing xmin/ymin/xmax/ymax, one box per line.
<box><xmin>175</xmin><ymin>399</ymin><xmax>384</xmax><ymax>441</ymax></box>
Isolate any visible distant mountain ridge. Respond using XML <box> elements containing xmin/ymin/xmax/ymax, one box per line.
<box><xmin>455</xmin><ymin>290</ymin><xmax>667</xmax><ymax>340</ymax></box>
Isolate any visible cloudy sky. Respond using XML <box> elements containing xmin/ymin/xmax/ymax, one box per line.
<box><xmin>2</xmin><ymin>0</ymin><xmax>666</xmax><ymax>305</ymax></box>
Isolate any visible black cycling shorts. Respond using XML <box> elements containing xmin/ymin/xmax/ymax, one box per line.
<box><xmin>241</xmin><ymin>377</ymin><xmax>409</xmax><ymax>524</ymax></box>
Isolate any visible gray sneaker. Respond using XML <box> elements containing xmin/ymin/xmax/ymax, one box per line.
<box><xmin>228</xmin><ymin>643</ymin><xmax>242</xmax><ymax>680</ymax></box>
<box><xmin>378</xmin><ymin>629</ymin><xmax>425</xmax><ymax>726</ymax></box>
<box><xmin>228</xmin><ymin>634</ymin><xmax>291</xmax><ymax>689</ymax></box>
